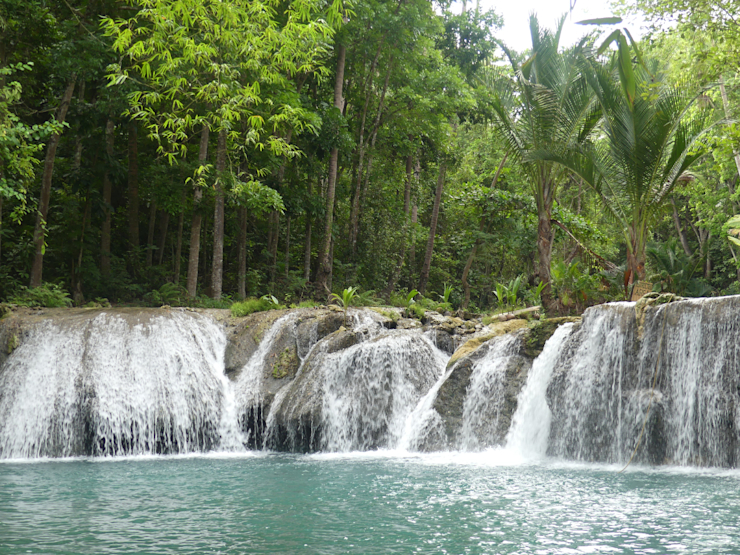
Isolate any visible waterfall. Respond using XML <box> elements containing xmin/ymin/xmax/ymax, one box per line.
<box><xmin>505</xmin><ymin>323</ymin><xmax>574</xmax><ymax>458</ymax></box>
<box><xmin>3</xmin><ymin>298</ymin><xmax>740</xmax><ymax>466</ymax></box>
<box><xmin>458</xmin><ymin>333</ymin><xmax>528</xmax><ymax>450</ymax></box>
<box><xmin>547</xmin><ymin>297</ymin><xmax>740</xmax><ymax>467</ymax></box>
<box><xmin>0</xmin><ymin>311</ymin><xmax>234</xmax><ymax>458</ymax></box>
<box><xmin>320</xmin><ymin>331</ymin><xmax>448</xmax><ymax>451</ymax></box>
<box><xmin>232</xmin><ymin>312</ymin><xmax>301</xmax><ymax>447</ymax></box>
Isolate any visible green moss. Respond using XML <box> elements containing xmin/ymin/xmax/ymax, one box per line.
<box><xmin>369</xmin><ymin>307</ymin><xmax>399</xmax><ymax>322</ymax></box>
<box><xmin>272</xmin><ymin>347</ymin><xmax>299</xmax><ymax>379</ymax></box>
<box><xmin>448</xmin><ymin>319</ymin><xmax>528</xmax><ymax>367</ymax></box>
<box><xmin>408</xmin><ymin>304</ymin><xmax>426</xmax><ymax>320</ymax></box>
<box><xmin>231</xmin><ymin>298</ymin><xmax>275</xmax><ymax>317</ymax></box>
<box><xmin>524</xmin><ymin>317</ymin><xmax>580</xmax><ymax>359</ymax></box>
<box><xmin>7</xmin><ymin>333</ymin><xmax>19</xmax><ymax>355</ymax></box>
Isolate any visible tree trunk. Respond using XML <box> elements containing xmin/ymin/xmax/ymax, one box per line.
<box><xmin>238</xmin><ymin>206</ymin><xmax>248</xmax><ymax>299</ymax></box>
<box><xmin>100</xmin><ymin>118</ymin><xmax>114</xmax><ymax>277</ymax></box>
<box><xmin>409</xmin><ymin>203</ymin><xmax>418</xmax><ymax>276</ymax></box>
<box><xmin>671</xmin><ymin>197</ymin><xmax>693</xmax><ymax>257</ymax></box>
<box><xmin>383</xmin><ymin>154</ymin><xmax>414</xmax><ymax>298</ymax></box>
<box><xmin>186</xmin><ymin>124</ymin><xmax>209</xmax><ymax>298</ymax></box>
<box><xmin>315</xmin><ymin>40</ymin><xmax>347</xmax><ymax>295</ymax></box>
<box><xmin>30</xmin><ymin>76</ymin><xmax>76</xmax><ymax>287</ymax></box>
<box><xmin>127</xmin><ymin>121</ymin><xmax>140</xmax><ymax>253</ymax></box>
<box><xmin>284</xmin><ymin>216</ymin><xmax>291</xmax><ymax>279</ymax></box>
<box><xmin>303</xmin><ymin>180</ymin><xmax>314</xmax><ymax>283</ymax></box>
<box><xmin>418</xmin><ymin>162</ymin><xmax>446</xmax><ymax>295</ymax></box>
<box><xmin>211</xmin><ymin>129</ymin><xmax>227</xmax><ymax>299</ymax></box>
<box><xmin>269</xmin><ymin>211</ymin><xmax>280</xmax><ymax>285</ymax></box>
<box><xmin>174</xmin><ymin>190</ymin><xmax>185</xmax><ymax>284</ymax></box>
<box><xmin>348</xmin><ymin>46</ymin><xmax>387</xmax><ymax>257</ymax></box>
<box><xmin>157</xmin><ymin>211</ymin><xmax>170</xmax><ymax>266</ymax></box>
<box><xmin>146</xmin><ymin>201</ymin><xmax>157</xmax><ymax>266</ymax></box>
<box><xmin>73</xmin><ymin>196</ymin><xmax>92</xmax><ymax>305</ymax></box>
<box><xmin>351</xmin><ymin>63</ymin><xmax>393</xmax><ymax>257</ymax></box>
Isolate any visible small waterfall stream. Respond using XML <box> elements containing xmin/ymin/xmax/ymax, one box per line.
<box><xmin>505</xmin><ymin>323</ymin><xmax>574</xmax><ymax>458</ymax></box>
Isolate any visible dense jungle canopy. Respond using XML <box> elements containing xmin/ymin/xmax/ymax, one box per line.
<box><xmin>2</xmin><ymin>0</ymin><xmax>740</xmax><ymax>314</ymax></box>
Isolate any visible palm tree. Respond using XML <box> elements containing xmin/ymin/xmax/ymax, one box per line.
<box><xmin>540</xmin><ymin>50</ymin><xmax>714</xmax><ymax>285</ymax></box>
<box><xmin>486</xmin><ymin>15</ymin><xmax>598</xmax><ymax>309</ymax></box>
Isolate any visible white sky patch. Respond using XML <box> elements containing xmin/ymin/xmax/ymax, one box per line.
<box><xmin>454</xmin><ymin>0</ymin><xmax>649</xmax><ymax>53</ymax></box>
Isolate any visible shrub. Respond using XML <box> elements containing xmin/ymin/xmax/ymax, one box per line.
<box><xmin>231</xmin><ymin>297</ymin><xmax>284</xmax><ymax>317</ymax></box>
<box><xmin>9</xmin><ymin>283</ymin><xmax>73</xmax><ymax>308</ymax></box>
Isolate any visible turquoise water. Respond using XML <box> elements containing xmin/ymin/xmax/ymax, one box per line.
<box><xmin>2</xmin><ymin>451</ymin><xmax>739</xmax><ymax>555</ymax></box>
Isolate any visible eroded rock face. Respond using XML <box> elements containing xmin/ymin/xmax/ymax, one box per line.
<box><xmin>429</xmin><ymin>329</ymin><xmax>532</xmax><ymax>450</ymax></box>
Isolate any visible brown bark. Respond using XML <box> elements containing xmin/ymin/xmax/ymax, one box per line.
<box><xmin>303</xmin><ymin>180</ymin><xmax>314</xmax><ymax>283</ymax></box>
<box><xmin>409</xmin><ymin>203</ymin><xmax>418</xmax><ymax>273</ymax></box>
<box><xmin>100</xmin><ymin>118</ymin><xmax>114</xmax><ymax>276</ymax></box>
<box><xmin>186</xmin><ymin>124</ymin><xmax>209</xmax><ymax>298</ymax></box>
<box><xmin>284</xmin><ymin>216</ymin><xmax>291</xmax><ymax>279</ymax></box>
<box><xmin>383</xmin><ymin>154</ymin><xmax>414</xmax><ymax>298</ymax></box>
<box><xmin>269</xmin><ymin>211</ymin><xmax>280</xmax><ymax>284</ymax></box>
<box><xmin>315</xmin><ymin>39</ymin><xmax>347</xmax><ymax>295</ymax></box>
<box><xmin>146</xmin><ymin>201</ymin><xmax>157</xmax><ymax>266</ymax></box>
<box><xmin>237</xmin><ymin>206</ymin><xmax>248</xmax><ymax>299</ymax></box>
<box><xmin>30</xmin><ymin>76</ymin><xmax>76</xmax><ymax>287</ymax></box>
<box><xmin>157</xmin><ymin>211</ymin><xmax>170</xmax><ymax>266</ymax></box>
<box><xmin>210</xmin><ymin>129</ymin><xmax>227</xmax><ymax>299</ymax></box>
<box><xmin>174</xmin><ymin>190</ymin><xmax>185</xmax><ymax>284</ymax></box>
<box><xmin>418</xmin><ymin>163</ymin><xmax>446</xmax><ymax>295</ymax></box>
<box><xmin>671</xmin><ymin>197</ymin><xmax>693</xmax><ymax>257</ymax></box>
<box><xmin>73</xmin><ymin>196</ymin><xmax>92</xmax><ymax>305</ymax></box>
<box><xmin>127</xmin><ymin>121</ymin><xmax>139</xmax><ymax>252</ymax></box>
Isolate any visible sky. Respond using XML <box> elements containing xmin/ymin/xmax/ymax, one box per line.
<box><xmin>473</xmin><ymin>0</ymin><xmax>648</xmax><ymax>52</ymax></box>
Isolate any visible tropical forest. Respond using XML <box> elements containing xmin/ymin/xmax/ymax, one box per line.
<box><xmin>2</xmin><ymin>0</ymin><xmax>739</xmax><ymax>317</ymax></box>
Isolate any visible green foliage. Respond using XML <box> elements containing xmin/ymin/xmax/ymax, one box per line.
<box><xmin>724</xmin><ymin>215</ymin><xmax>740</xmax><ymax>248</ymax></box>
<box><xmin>330</xmin><ymin>287</ymin><xmax>358</xmax><ymax>309</ymax></box>
<box><xmin>231</xmin><ymin>297</ymin><xmax>284</xmax><ymax>317</ymax></box>
<box><xmin>0</xmin><ymin>63</ymin><xmax>62</xmax><ymax>220</ymax></box>
<box><xmin>143</xmin><ymin>283</ymin><xmax>187</xmax><ymax>306</ymax></box>
<box><xmin>646</xmin><ymin>240</ymin><xmax>713</xmax><ymax>297</ymax></box>
<box><xmin>408</xmin><ymin>303</ymin><xmax>425</xmax><ymax>320</ymax></box>
<box><xmin>550</xmin><ymin>260</ymin><xmax>602</xmax><ymax>310</ymax></box>
<box><xmin>9</xmin><ymin>283</ymin><xmax>73</xmax><ymax>308</ymax></box>
<box><xmin>493</xmin><ymin>275</ymin><xmax>523</xmax><ymax>311</ymax></box>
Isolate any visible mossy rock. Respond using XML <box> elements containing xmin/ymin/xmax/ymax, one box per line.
<box><xmin>523</xmin><ymin>317</ymin><xmax>581</xmax><ymax>359</ymax></box>
<box><xmin>7</xmin><ymin>333</ymin><xmax>19</xmax><ymax>355</ymax></box>
<box><xmin>448</xmin><ymin>319</ymin><xmax>528</xmax><ymax>368</ymax></box>
<box><xmin>634</xmin><ymin>293</ymin><xmax>685</xmax><ymax>339</ymax></box>
<box><xmin>272</xmin><ymin>346</ymin><xmax>300</xmax><ymax>379</ymax></box>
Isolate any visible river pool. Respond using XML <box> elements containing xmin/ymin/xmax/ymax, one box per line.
<box><xmin>2</xmin><ymin>450</ymin><xmax>738</xmax><ymax>554</ymax></box>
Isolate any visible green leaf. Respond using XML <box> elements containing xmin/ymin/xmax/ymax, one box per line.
<box><xmin>576</xmin><ymin>17</ymin><xmax>623</xmax><ymax>26</ymax></box>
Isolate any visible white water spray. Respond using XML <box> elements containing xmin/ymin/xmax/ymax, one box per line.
<box><xmin>505</xmin><ymin>323</ymin><xmax>575</xmax><ymax>458</ymax></box>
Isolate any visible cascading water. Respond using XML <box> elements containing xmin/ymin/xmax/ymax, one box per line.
<box><xmin>505</xmin><ymin>323</ymin><xmax>575</xmax><ymax>458</ymax></box>
<box><xmin>0</xmin><ymin>310</ymin><xmax>235</xmax><ymax>458</ymax></box>
<box><xmin>458</xmin><ymin>333</ymin><xmax>529</xmax><ymax>450</ymax></box>
<box><xmin>231</xmin><ymin>312</ymin><xmax>301</xmax><ymax>447</ymax></box>
<box><xmin>4</xmin><ymin>297</ymin><xmax>740</xmax><ymax>467</ymax></box>
<box><xmin>320</xmin><ymin>331</ymin><xmax>449</xmax><ymax>451</ymax></box>
<box><xmin>547</xmin><ymin>297</ymin><xmax>740</xmax><ymax>467</ymax></box>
